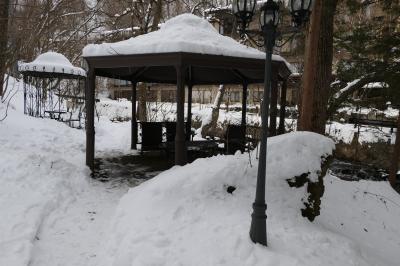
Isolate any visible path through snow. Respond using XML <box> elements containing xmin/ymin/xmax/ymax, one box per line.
<box><xmin>0</xmin><ymin>78</ymin><xmax>135</xmax><ymax>266</ymax></box>
<box><xmin>29</xmin><ymin>181</ymin><xmax>128</xmax><ymax>266</ymax></box>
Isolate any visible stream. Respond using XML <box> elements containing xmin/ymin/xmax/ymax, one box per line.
<box><xmin>329</xmin><ymin>159</ymin><xmax>388</xmax><ymax>182</ymax></box>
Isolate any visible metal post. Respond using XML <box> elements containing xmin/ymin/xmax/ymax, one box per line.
<box><xmin>186</xmin><ymin>84</ymin><xmax>193</xmax><ymax>141</ymax></box>
<box><xmin>175</xmin><ymin>66</ymin><xmax>187</xmax><ymax>165</ymax></box>
<box><xmin>241</xmin><ymin>83</ymin><xmax>248</xmax><ymax>127</ymax></box>
<box><xmin>86</xmin><ymin>67</ymin><xmax>95</xmax><ymax>170</ymax></box>
<box><xmin>249</xmin><ymin>25</ymin><xmax>276</xmax><ymax>246</ymax></box>
<box><xmin>269</xmin><ymin>74</ymin><xmax>278</xmax><ymax>136</ymax></box>
<box><xmin>23</xmin><ymin>76</ymin><xmax>27</xmax><ymax>114</ymax></box>
<box><xmin>278</xmin><ymin>79</ymin><xmax>287</xmax><ymax>135</ymax></box>
<box><xmin>131</xmin><ymin>82</ymin><xmax>137</xmax><ymax>149</ymax></box>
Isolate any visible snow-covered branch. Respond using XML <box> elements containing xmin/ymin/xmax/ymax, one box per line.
<box><xmin>327</xmin><ymin>74</ymin><xmax>383</xmax><ymax>118</ymax></box>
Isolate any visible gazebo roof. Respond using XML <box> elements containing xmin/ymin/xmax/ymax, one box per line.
<box><xmin>19</xmin><ymin>52</ymin><xmax>86</xmax><ymax>79</ymax></box>
<box><xmin>83</xmin><ymin>14</ymin><xmax>292</xmax><ymax>85</ymax></box>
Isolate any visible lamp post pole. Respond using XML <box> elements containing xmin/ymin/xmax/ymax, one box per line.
<box><xmin>232</xmin><ymin>0</ymin><xmax>313</xmax><ymax>247</ymax></box>
<box><xmin>249</xmin><ymin>22</ymin><xmax>276</xmax><ymax>246</ymax></box>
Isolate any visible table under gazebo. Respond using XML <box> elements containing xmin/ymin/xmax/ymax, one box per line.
<box><xmin>83</xmin><ymin>14</ymin><xmax>291</xmax><ymax>170</ymax></box>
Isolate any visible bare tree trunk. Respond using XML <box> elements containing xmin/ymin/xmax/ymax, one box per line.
<box><xmin>150</xmin><ymin>0</ymin><xmax>163</xmax><ymax>32</ymax></box>
<box><xmin>389</xmin><ymin>115</ymin><xmax>400</xmax><ymax>187</ymax></box>
<box><xmin>201</xmin><ymin>85</ymin><xmax>225</xmax><ymax>138</ymax></box>
<box><xmin>298</xmin><ymin>0</ymin><xmax>338</xmax><ymax>134</ymax></box>
<box><xmin>0</xmin><ymin>0</ymin><xmax>9</xmax><ymax>97</ymax></box>
<box><xmin>137</xmin><ymin>83</ymin><xmax>147</xmax><ymax>121</ymax></box>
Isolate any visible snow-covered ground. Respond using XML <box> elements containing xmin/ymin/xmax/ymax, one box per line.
<box><xmin>0</xmin><ymin>78</ymin><xmax>132</xmax><ymax>266</ymax></box>
<box><xmin>96</xmin><ymin>97</ymin><xmax>265</xmax><ymax>126</ymax></box>
<box><xmin>96</xmin><ymin>133</ymin><xmax>400</xmax><ymax>266</ymax></box>
<box><xmin>96</xmin><ymin>97</ymin><xmax>395</xmax><ymax>144</ymax></box>
<box><xmin>1</xmin><ymin>76</ymin><xmax>400</xmax><ymax>266</ymax></box>
<box><xmin>327</xmin><ymin>121</ymin><xmax>395</xmax><ymax>144</ymax></box>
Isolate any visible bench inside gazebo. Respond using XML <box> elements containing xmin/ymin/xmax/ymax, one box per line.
<box><xmin>83</xmin><ymin>14</ymin><xmax>291</xmax><ymax>170</ymax></box>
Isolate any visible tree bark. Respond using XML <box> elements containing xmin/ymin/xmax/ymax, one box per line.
<box><xmin>150</xmin><ymin>0</ymin><xmax>163</xmax><ymax>32</ymax></box>
<box><xmin>298</xmin><ymin>0</ymin><xmax>338</xmax><ymax>134</ymax></box>
<box><xmin>137</xmin><ymin>83</ymin><xmax>147</xmax><ymax>121</ymax></box>
<box><xmin>201</xmin><ymin>85</ymin><xmax>225</xmax><ymax>138</ymax></box>
<box><xmin>389</xmin><ymin>115</ymin><xmax>400</xmax><ymax>187</ymax></box>
<box><xmin>0</xmin><ymin>0</ymin><xmax>9</xmax><ymax>97</ymax></box>
<box><xmin>326</xmin><ymin>75</ymin><xmax>381</xmax><ymax>119</ymax></box>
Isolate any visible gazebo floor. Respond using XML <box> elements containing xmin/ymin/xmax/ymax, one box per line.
<box><xmin>91</xmin><ymin>148</ymin><xmax>222</xmax><ymax>186</ymax></box>
<box><xmin>92</xmin><ymin>153</ymin><xmax>174</xmax><ymax>187</ymax></box>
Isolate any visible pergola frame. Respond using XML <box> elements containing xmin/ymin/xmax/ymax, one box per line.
<box><xmin>84</xmin><ymin>52</ymin><xmax>291</xmax><ymax>169</ymax></box>
<box><xmin>20</xmin><ymin>68</ymin><xmax>86</xmax><ymax>128</ymax></box>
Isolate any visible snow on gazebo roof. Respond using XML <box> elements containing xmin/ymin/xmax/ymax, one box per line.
<box><xmin>19</xmin><ymin>52</ymin><xmax>86</xmax><ymax>77</ymax></box>
<box><xmin>82</xmin><ymin>13</ymin><xmax>289</xmax><ymax>66</ymax></box>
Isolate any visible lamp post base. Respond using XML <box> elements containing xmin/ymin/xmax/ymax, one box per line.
<box><xmin>249</xmin><ymin>202</ymin><xmax>267</xmax><ymax>245</ymax></box>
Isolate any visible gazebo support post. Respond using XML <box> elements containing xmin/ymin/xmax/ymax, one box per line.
<box><xmin>278</xmin><ymin>79</ymin><xmax>287</xmax><ymax>135</ymax></box>
<box><xmin>23</xmin><ymin>76</ymin><xmax>27</xmax><ymax>115</ymax></box>
<box><xmin>131</xmin><ymin>82</ymin><xmax>137</xmax><ymax>149</ymax></box>
<box><xmin>175</xmin><ymin>66</ymin><xmax>187</xmax><ymax>165</ymax></box>
<box><xmin>269</xmin><ymin>74</ymin><xmax>278</xmax><ymax>136</ymax></box>
<box><xmin>86</xmin><ymin>68</ymin><xmax>95</xmax><ymax>170</ymax></box>
<box><xmin>242</xmin><ymin>82</ymin><xmax>248</xmax><ymax>127</ymax></box>
<box><xmin>186</xmin><ymin>84</ymin><xmax>193</xmax><ymax>141</ymax></box>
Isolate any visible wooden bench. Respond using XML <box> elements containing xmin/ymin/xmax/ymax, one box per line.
<box><xmin>348</xmin><ymin>117</ymin><xmax>397</xmax><ymax>129</ymax></box>
<box><xmin>44</xmin><ymin>110</ymin><xmax>67</xmax><ymax>120</ymax></box>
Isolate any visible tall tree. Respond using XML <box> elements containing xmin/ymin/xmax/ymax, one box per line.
<box><xmin>298</xmin><ymin>0</ymin><xmax>339</xmax><ymax>134</ymax></box>
<box><xmin>6</xmin><ymin>0</ymin><xmax>103</xmax><ymax>67</ymax></box>
<box><xmin>0</xmin><ymin>0</ymin><xmax>9</xmax><ymax>97</ymax></box>
<box><xmin>326</xmin><ymin>0</ymin><xmax>399</xmax><ymax>186</ymax></box>
<box><xmin>327</xmin><ymin>0</ymin><xmax>399</xmax><ymax>118</ymax></box>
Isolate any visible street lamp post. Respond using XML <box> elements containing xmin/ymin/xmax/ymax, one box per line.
<box><xmin>250</xmin><ymin>0</ymin><xmax>279</xmax><ymax>246</ymax></box>
<box><xmin>232</xmin><ymin>0</ymin><xmax>314</xmax><ymax>246</ymax></box>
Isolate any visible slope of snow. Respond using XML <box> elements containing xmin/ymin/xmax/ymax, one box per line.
<box><xmin>83</xmin><ymin>13</ymin><xmax>288</xmax><ymax>65</ymax></box>
<box><xmin>96</xmin><ymin>132</ymin><xmax>398</xmax><ymax>266</ymax></box>
<box><xmin>18</xmin><ymin>52</ymin><xmax>86</xmax><ymax>77</ymax></box>
<box><xmin>0</xmin><ymin>100</ymin><xmax>89</xmax><ymax>266</ymax></box>
<box><xmin>0</xmin><ymin>77</ymin><xmax>130</xmax><ymax>266</ymax></box>
<box><xmin>317</xmin><ymin>175</ymin><xmax>400</xmax><ymax>266</ymax></box>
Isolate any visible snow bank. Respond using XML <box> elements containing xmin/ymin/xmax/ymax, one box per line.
<box><xmin>317</xmin><ymin>175</ymin><xmax>400</xmax><ymax>266</ymax></box>
<box><xmin>0</xmin><ymin>115</ymin><xmax>90</xmax><ymax>266</ymax></box>
<box><xmin>98</xmin><ymin>132</ymin><xmax>389</xmax><ymax>266</ymax></box>
<box><xmin>83</xmin><ymin>13</ymin><xmax>287</xmax><ymax>64</ymax></box>
<box><xmin>0</xmin><ymin>77</ymin><xmax>89</xmax><ymax>265</ymax></box>
<box><xmin>98</xmin><ymin>131</ymin><xmax>400</xmax><ymax>266</ymax></box>
<box><xmin>0</xmin><ymin>77</ymin><xmax>137</xmax><ymax>265</ymax></box>
<box><xmin>18</xmin><ymin>52</ymin><xmax>86</xmax><ymax>77</ymax></box>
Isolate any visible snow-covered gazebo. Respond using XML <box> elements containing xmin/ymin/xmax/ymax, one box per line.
<box><xmin>19</xmin><ymin>52</ymin><xmax>86</xmax><ymax>128</ymax></box>
<box><xmin>19</xmin><ymin>52</ymin><xmax>86</xmax><ymax>78</ymax></box>
<box><xmin>82</xmin><ymin>13</ymin><xmax>292</xmax><ymax>169</ymax></box>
